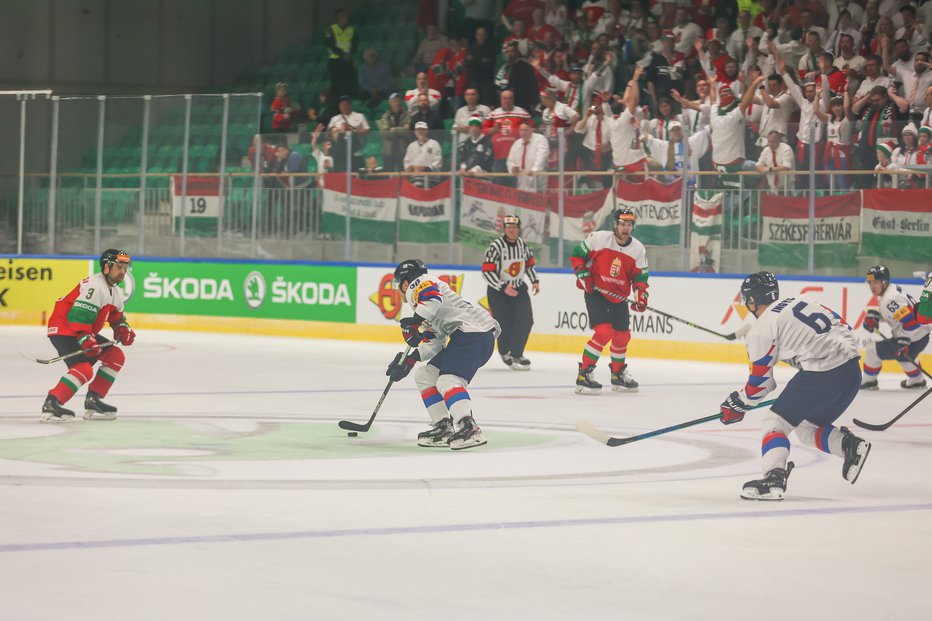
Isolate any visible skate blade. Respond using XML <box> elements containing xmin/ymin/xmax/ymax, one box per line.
<box><xmin>449</xmin><ymin>436</ymin><xmax>487</xmax><ymax>450</ymax></box>
<box><xmin>575</xmin><ymin>386</ymin><xmax>602</xmax><ymax>395</ymax></box>
<box><xmin>39</xmin><ymin>414</ymin><xmax>75</xmax><ymax>424</ymax></box>
<box><xmin>740</xmin><ymin>488</ymin><xmax>785</xmax><ymax>501</ymax></box>
<box><xmin>846</xmin><ymin>441</ymin><xmax>872</xmax><ymax>484</ymax></box>
<box><xmin>417</xmin><ymin>439</ymin><xmax>452</xmax><ymax>448</ymax></box>
<box><xmin>611</xmin><ymin>385</ymin><xmax>639</xmax><ymax>393</ymax></box>
<box><xmin>902</xmin><ymin>382</ymin><xmax>928</xmax><ymax>390</ymax></box>
<box><xmin>510</xmin><ymin>363</ymin><xmax>531</xmax><ymax>371</ymax></box>
<box><xmin>859</xmin><ymin>383</ymin><xmax>879</xmax><ymax>391</ymax></box>
<box><xmin>83</xmin><ymin>410</ymin><xmax>117</xmax><ymax>421</ymax></box>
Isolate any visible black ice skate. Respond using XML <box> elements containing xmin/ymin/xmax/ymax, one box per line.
<box><xmin>510</xmin><ymin>355</ymin><xmax>531</xmax><ymax>371</ymax></box>
<box><xmin>417</xmin><ymin>417</ymin><xmax>454</xmax><ymax>448</ymax></box>
<box><xmin>575</xmin><ymin>363</ymin><xmax>602</xmax><ymax>395</ymax></box>
<box><xmin>84</xmin><ymin>391</ymin><xmax>118</xmax><ymax>421</ymax></box>
<box><xmin>448</xmin><ymin>415</ymin><xmax>486</xmax><ymax>450</ymax></box>
<box><xmin>501</xmin><ymin>352</ymin><xmax>514</xmax><ymax>367</ymax></box>
<box><xmin>611</xmin><ymin>365</ymin><xmax>639</xmax><ymax>392</ymax></box>
<box><xmin>840</xmin><ymin>426</ymin><xmax>871</xmax><ymax>484</ymax></box>
<box><xmin>900</xmin><ymin>376</ymin><xmax>927</xmax><ymax>389</ymax></box>
<box><xmin>859</xmin><ymin>376</ymin><xmax>879</xmax><ymax>390</ymax></box>
<box><xmin>741</xmin><ymin>462</ymin><xmax>795</xmax><ymax>501</ymax></box>
<box><xmin>40</xmin><ymin>395</ymin><xmax>75</xmax><ymax>423</ymax></box>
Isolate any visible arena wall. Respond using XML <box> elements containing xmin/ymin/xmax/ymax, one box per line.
<box><xmin>1</xmin><ymin>255</ymin><xmax>928</xmax><ymax>372</ymax></box>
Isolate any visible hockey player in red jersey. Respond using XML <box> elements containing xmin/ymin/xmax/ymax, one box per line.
<box><xmin>41</xmin><ymin>249</ymin><xmax>136</xmax><ymax>423</ymax></box>
<box><xmin>570</xmin><ymin>208</ymin><xmax>649</xmax><ymax>394</ymax></box>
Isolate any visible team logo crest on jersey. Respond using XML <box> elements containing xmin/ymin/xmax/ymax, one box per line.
<box><xmin>610</xmin><ymin>257</ymin><xmax>622</xmax><ymax>277</ymax></box>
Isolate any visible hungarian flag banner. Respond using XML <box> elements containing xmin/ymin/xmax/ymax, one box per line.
<box><xmin>614</xmin><ymin>178</ymin><xmax>683</xmax><ymax>246</ymax></box>
<box><xmin>559</xmin><ymin>187</ymin><xmax>614</xmax><ymax>241</ymax></box>
<box><xmin>758</xmin><ymin>193</ymin><xmax>860</xmax><ymax>268</ymax></box>
<box><xmin>321</xmin><ymin>174</ymin><xmax>398</xmax><ymax>243</ymax></box>
<box><xmin>459</xmin><ymin>178</ymin><xmax>548</xmax><ymax>246</ymax></box>
<box><xmin>689</xmin><ymin>191</ymin><xmax>723</xmax><ymax>272</ymax></box>
<box><xmin>398</xmin><ymin>179</ymin><xmax>452</xmax><ymax>242</ymax></box>
<box><xmin>860</xmin><ymin>189</ymin><xmax>932</xmax><ymax>261</ymax></box>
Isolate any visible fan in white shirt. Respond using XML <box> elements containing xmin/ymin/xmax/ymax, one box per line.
<box><xmin>404</xmin><ymin>122</ymin><xmax>443</xmax><ymax>187</ymax></box>
<box><xmin>454</xmin><ymin>88</ymin><xmax>492</xmax><ymax>144</ymax></box>
<box><xmin>755</xmin><ymin>129</ymin><xmax>795</xmax><ymax>193</ymax></box>
<box><xmin>506</xmin><ymin>122</ymin><xmax>549</xmax><ymax>192</ymax></box>
<box><xmin>755</xmin><ymin>74</ymin><xmax>797</xmax><ymax>148</ymax></box>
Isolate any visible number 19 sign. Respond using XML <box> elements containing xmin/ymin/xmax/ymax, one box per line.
<box><xmin>172</xmin><ymin>176</ymin><xmax>221</xmax><ymax>219</ymax></box>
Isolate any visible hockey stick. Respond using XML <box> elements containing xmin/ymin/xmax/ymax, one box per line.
<box><xmin>338</xmin><ymin>345</ymin><xmax>413</xmax><ymax>434</ymax></box>
<box><xmin>593</xmin><ymin>286</ymin><xmax>751</xmax><ymax>341</ymax></box>
<box><xmin>23</xmin><ymin>340</ymin><xmax>116</xmax><ymax>365</ymax></box>
<box><xmin>853</xmin><ymin>383</ymin><xmax>932</xmax><ymax>432</ymax></box>
<box><xmin>576</xmin><ymin>398</ymin><xmax>777</xmax><ymax>447</ymax></box>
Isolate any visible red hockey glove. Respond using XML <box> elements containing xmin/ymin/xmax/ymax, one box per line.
<box><xmin>114</xmin><ymin>322</ymin><xmax>135</xmax><ymax>346</ymax></box>
<box><xmin>386</xmin><ymin>350</ymin><xmax>419</xmax><ymax>382</ymax></box>
<box><xmin>575</xmin><ymin>268</ymin><xmax>593</xmax><ymax>293</ymax></box>
<box><xmin>78</xmin><ymin>334</ymin><xmax>102</xmax><ymax>358</ymax></box>
<box><xmin>630</xmin><ymin>285</ymin><xmax>648</xmax><ymax>313</ymax></box>
<box><xmin>720</xmin><ymin>391</ymin><xmax>749</xmax><ymax>425</ymax></box>
<box><xmin>862</xmin><ymin>309</ymin><xmax>881</xmax><ymax>333</ymax></box>
<box><xmin>400</xmin><ymin>316</ymin><xmax>424</xmax><ymax>347</ymax></box>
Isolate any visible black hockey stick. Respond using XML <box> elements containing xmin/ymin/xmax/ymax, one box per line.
<box><xmin>853</xmin><ymin>368</ymin><xmax>932</xmax><ymax>432</ymax></box>
<box><xmin>577</xmin><ymin>398</ymin><xmax>777</xmax><ymax>447</ymax></box>
<box><xmin>593</xmin><ymin>286</ymin><xmax>751</xmax><ymax>341</ymax></box>
<box><xmin>22</xmin><ymin>340</ymin><xmax>116</xmax><ymax>365</ymax></box>
<box><xmin>338</xmin><ymin>345</ymin><xmax>413</xmax><ymax>433</ymax></box>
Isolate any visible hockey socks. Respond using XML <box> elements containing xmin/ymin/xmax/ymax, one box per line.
<box><xmin>796</xmin><ymin>421</ymin><xmax>844</xmax><ymax>457</ymax></box>
<box><xmin>87</xmin><ymin>346</ymin><xmax>125</xmax><ymax>398</ymax></box>
<box><xmin>436</xmin><ymin>374</ymin><xmax>472</xmax><ymax>424</ymax></box>
<box><xmin>581</xmin><ymin>324</ymin><xmax>613</xmax><ymax>368</ymax></box>
<box><xmin>609</xmin><ymin>331</ymin><xmax>631</xmax><ymax>374</ymax></box>
<box><xmin>49</xmin><ymin>362</ymin><xmax>93</xmax><ymax>405</ymax></box>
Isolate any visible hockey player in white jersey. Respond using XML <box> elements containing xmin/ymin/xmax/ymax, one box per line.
<box><xmin>719</xmin><ymin>272</ymin><xmax>871</xmax><ymax>501</ymax></box>
<box><xmin>859</xmin><ymin>265</ymin><xmax>930</xmax><ymax>391</ymax></box>
<box><xmin>386</xmin><ymin>259</ymin><xmax>501</xmax><ymax>450</ymax></box>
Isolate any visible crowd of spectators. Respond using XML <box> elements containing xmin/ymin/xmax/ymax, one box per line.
<box><xmin>267</xmin><ymin>1</ymin><xmax>932</xmax><ymax>191</ymax></box>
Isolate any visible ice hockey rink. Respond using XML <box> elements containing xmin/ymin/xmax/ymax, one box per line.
<box><xmin>1</xmin><ymin>325</ymin><xmax>930</xmax><ymax>620</ymax></box>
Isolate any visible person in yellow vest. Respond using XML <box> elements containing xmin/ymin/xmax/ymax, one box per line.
<box><xmin>326</xmin><ymin>9</ymin><xmax>358</xmax><ymax>99</ymax></box>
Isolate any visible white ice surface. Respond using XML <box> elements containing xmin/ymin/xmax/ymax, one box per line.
<box><xmin>0</xmin><ymin>326</ymin><xmax>930</xmax><ymax>620</ymax></box>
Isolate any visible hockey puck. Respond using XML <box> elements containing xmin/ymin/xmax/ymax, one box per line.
<box><xmin>347</xmin><ymin>431</ymin><xmax>358</xmax><ymax>437</ymax></box>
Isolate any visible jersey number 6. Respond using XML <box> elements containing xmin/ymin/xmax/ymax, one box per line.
<box><xmin>792</xmin><ymin>301</ymin><xmax>831</xmax><ymax>334</ymax></box>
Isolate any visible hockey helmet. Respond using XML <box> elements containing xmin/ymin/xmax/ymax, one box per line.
<box><xmin>393</xmin><ymin>259</ymin><xmax>428</xmax><ymax>290</ymax></box>
<box><xmin>866</xmin><ymin>264</ymin><xmax>890</xmax><ymax>283</ymax></box>
<box><xmin>741</xmin><ymin>271</ymin><xmax>780</xmax><ymax>307</ymax></box>
<box><xmin>503</xmin><ymin>214</ymin><xmax>521</xmax><ymax>227</ymax></box>
<box><xmin>100</xmin><ymin>248</ymin><xmax>131</xmax><ymax>273</ymax></box>
<box><xmin>614</xmin><ymin>208</ymin><xmax>636</xmax><ymax>226</ymax></box>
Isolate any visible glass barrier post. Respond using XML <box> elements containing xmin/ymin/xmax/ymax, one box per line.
<box><xmin>217</xmin><ymin>94</ymin><xmax>230</xmax><ymax>256</ymax></box>
<box><xmin>557</xmin><ymin>128</ymin><xmax>565</xmax><ymax>267</ymax></box>
<box><xmin>807</xmin><ymin>123</ymin><xmax>816</xmax><ymax>274</ymax></box>
<box><xmin>138</xmin><ymin>96</ymin><xmax>151</xmax><ymax>255</ymax></box>
<box><xmin>449</xmin><ymin>127</ymin><xmax>457</xmax><ymax>264</ymax></box>
<box><xmin>16</xmin><ymin>96</ymin><xmax>28</xmax><ymax>254</ymax></box>
<box><xmin>94</xmin><ymin>96</ymin><xmax>106</xmax><ymax>253</ymax></box>
<box><xmin>251</xmin><ymin>95</ymin><xmax>262</xmax><ymax>258</ymax></box>
<box><xmin>344</xmin><ymin>131</ymin><xmax>352</xmax><ymax>262</ymax></box>
<box><xmin>48</xmin><ymin>96</ymin><xmax>60</xmax><ymax>254</ymax></box>
<box><xmin>179</xmin><ymin>94</ymin><xmax>193</xmax><ymax>257</ymax></box>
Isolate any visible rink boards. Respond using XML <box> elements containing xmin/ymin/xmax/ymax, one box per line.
<box><xmin>1</xmin><ymin>255</ymin><xmax>928</xmax><ymax>369</ymax></box>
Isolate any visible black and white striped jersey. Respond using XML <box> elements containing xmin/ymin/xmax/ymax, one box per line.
<box><xmin>481</xmin><ymin>236</ymin><xmax>538</xmax><ymax>290</ymax></box>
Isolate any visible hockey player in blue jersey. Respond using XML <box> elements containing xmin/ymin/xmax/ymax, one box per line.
<box><xmin>386</xmin><ymin>259</ymin><xmax>501</xmax><ymax>450</ymax></box>
<box><xmin>719</xmin><ymin>272</ymin><xmax>872</xmax><ymax>501</ymax></box>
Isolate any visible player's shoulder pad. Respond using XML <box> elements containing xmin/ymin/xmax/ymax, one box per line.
<box><xmin>410</xmin><ymin>276</ymin><xmax>443</xmax><ymax>305</ymax></box>
<box><xmin>585</xmin><ymin>229</ymin><xmax>614</xmax><ymax>248</ymax></box>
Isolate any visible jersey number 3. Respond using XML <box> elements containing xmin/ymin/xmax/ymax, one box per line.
<box><xmin>792</xmin><ymin>301</ymin><xmax>831</xmax><ymax>334</ymax></box>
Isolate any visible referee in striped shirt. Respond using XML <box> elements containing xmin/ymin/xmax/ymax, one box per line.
<box><xmin>482</xmin><ymin>214</ymin><xmax>540</xmax><ymax>370</ymax></box>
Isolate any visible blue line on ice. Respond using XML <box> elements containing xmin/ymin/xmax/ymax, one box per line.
<box><xmin>3</xmin><ymin>503</ymin><xmax>931</xmax><ymax>553</ymax></box>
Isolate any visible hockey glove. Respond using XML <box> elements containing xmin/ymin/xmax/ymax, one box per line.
<box><xmin>863</xmin><ymin>309</ymin><xmax>882</xmax><ymax>333</ymax></box>
<box><xmin>719</xmin><ymin>391</ymin><xmax>749</xmax><ymax>425</ymax></box>
<box><xmin>78</xmin><ymin>334</ymin><xmax>102</xmax><ymax>358</ymax></box>
<box><xmin>400</xmin><ymin>316</ymin><xmax>424</xmax><ymax>347</ymax></box>
<box><xmin>575</xmin><ymin>268</ymin><xmax>593</xmax><ymax>293</ymax></box>
<box><xmin>386</xmin><ymin>351</ymin><xmax>419</xmax><ymax>382</ymax></box>
<box><xmin>630</xmin><ymin>285</ymin><xmax>649</xmax><ymax>313</ymax></box>
<box><xmin>890</xmin><ymin>337</ymin><xmax>913</xmax><ymax>362</ymax></box>
<box><xmin>114</xmin><ymin>322</ymin><xmax>135</xmax><ymax>346</ymax></box>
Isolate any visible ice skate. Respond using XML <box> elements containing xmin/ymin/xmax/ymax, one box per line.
<box><xmin>740</xmin><ymin>462</ymin><xmax>795</xmax><ymax>501</ymax></box>
<box><xmin>501</xmin><ymin>353</ymin><xmax>514</xmax><ymax>367</ymax></box>
<box><xmin>448</xmin><ymin>414</ymin><xmax>486</xmax><ymax>450</ymax></box>
<box><xmin>859</xmin><ymin>376</ymin><xmax>879</xmax><ymax>390</ymax></box>
<box><xmin>575</xmin><ymin>363</ymin><xmax>602</xmax><ymax>395</ymax></box>
<box><xmin>900</xmin><ymin>376</ymin><xmax>927</xmax><ymax>389</ymax></box>
<box><xmin>840</xmin><ymin>427</ymin><xmax>871</xmax><ymax>484</ymax></box>
<box><xmin>40</xmin><ymin>395</ymin><xmax>75</xmax><ymax>423</ymax></box>
<box><xmin>510</xmin><ymin>355</ymin><xmax>531</xmax><ymax>371</ymax></box>
<box><xmin>611</xmin><ymin>365</ymin><xmax>639</xmax><ymax>392</ymax></box>
<box><xmin>417</xmin><ymin>417</ymin><xmax>454</xmax><ymax>448</ymax></box>
<box><xmin>83</xmin><ymin>391</ymin><xmax>118</xmax><ymax>421</ymax></box>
